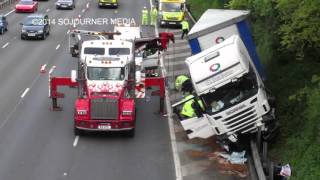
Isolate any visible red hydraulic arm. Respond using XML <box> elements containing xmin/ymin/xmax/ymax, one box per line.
<box><xmin>49</xmin><ymin>70</ymin><xmax>78</xmax><ymax>111</ymax></box>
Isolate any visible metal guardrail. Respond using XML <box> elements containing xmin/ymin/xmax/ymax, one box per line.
<box><xmin>0</xmin><ymin>0</ymin><xmax>17</xmax><ymax>11</ymax></box>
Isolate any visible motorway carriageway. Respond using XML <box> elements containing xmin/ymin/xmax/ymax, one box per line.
<box><xmin>0</xmin><ymin>0</ymin><xmax>176</xmax><ymax>179</ymax></box>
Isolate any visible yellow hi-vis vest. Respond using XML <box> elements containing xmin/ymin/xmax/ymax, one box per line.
<box><xmin>175</xmin><ymin>75</ymin><xmax>189</xmax><ymax>91</ymax></box>
<box><xmin>181</xmin><ymin>20</ymin><xmax>189</xmax><ymax>30</ymax></box>
<box><xmin>152</xmin><ymin>8</ymin><xmax>158</xmax><ymax>17</ymax></box>
<box><xmin>142</xmin><ymin>9</ymin><xmax>148</xmax><ymax>19</ymax></box>
<box><xmin>180</xmin><ymin>95</ymin><xmax>204</xmax><ymax>118</ymax></box>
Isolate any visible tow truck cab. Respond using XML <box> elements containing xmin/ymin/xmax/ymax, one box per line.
<box><xmin>158</xmin><ymin>0</ymin><xmax>185</xmax><ymax>27</ymax></box>
<box><xmin>98</xmin><ymin>0</ymin><xmax>118</xmax><ymax>8</ymax></box>
<box><xmin>180</xmin><ymin>35</ymin><xmax>276</xmax><ymax>143</ymax></box>
<box><xmin>74</xmin><ymin>39</ymin><xmax>136</xmax><ymax>136</ymax></box>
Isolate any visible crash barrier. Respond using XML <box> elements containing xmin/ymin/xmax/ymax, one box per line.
<box><xmin>0</xmin><ymin>0</ymin><xmax>17</xmax><ymax>10</ymax></box>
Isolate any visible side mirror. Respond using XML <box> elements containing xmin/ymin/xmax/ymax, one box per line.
<box><xmin>135</xmin><ymin>71</ymin><xmax>141</xmax><ymax>83</ymax></box>
<box><xmin>71</xmin><ymin>70</ymin><xmax>77</xmax><ymax>83</ymax></box>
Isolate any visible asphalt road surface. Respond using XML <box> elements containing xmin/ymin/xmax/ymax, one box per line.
<box><xmin>0</xmin><ymin>0</ymin><xmax>175</xmax><ymax>180</ymax></box>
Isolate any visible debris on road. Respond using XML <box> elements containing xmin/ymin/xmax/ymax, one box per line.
<box><xmin>208</xmin><ymin>151</ymin><xmax>249</xmax><ymax>178</ymax></box>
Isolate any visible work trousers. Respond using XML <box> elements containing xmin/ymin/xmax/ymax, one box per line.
<box><xmin>181</xmin><ymin>29</ymin><xmax>189</xmax><ymax>39</ymax></box>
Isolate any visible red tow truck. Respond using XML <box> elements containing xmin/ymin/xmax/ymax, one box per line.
<box><xmin>48</xmin><ymin>26</ymin><xmax>174</xmax><ymax>137</ymax></box>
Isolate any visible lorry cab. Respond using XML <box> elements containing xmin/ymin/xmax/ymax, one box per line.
<box><xmin>158</xmin><ymin>0</ymin><xmax>185</xmax><ymax>27</ymax></box>
<box><xmin>74</xmin><ymin>39</ymin><xmax>136</xmax><ymax>136</ymax></box>
<box><xmin>175</xmin><ymin>35</ymin><xmax>276</xmax><ymax>143</ymax></box>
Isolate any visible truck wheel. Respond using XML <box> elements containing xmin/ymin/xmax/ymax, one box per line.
<box><xmin>126</xmin><ymin>129</ymin><xmax>135</xmax><ymax>137</ymax></box>
<box><xmin>74</xmin><ymin>127</ymin><xmax>83</xmax><ymax>136</ymax></box>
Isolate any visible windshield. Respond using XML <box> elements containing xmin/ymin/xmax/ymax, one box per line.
<box><xmin>84</xmin><ymin>47</ymin><xmax>105</xmax><ymax>55</ymax></box>
<box><xmin>201</xmin><ymin>65</ymin><xmax>258</xmax><ymax>115</ymax></box>
<box><xmin>160</xmin><ymin>2</ymin><xmax>182</xmax><ymax>12</ymax></box>
<box><xmin>23</xmin><ymin>17</ymin><xmax>45</xmax><ymax>26</ymax></box>
<box><xmin>109</xmin><ymin>48</ymin><xmax>130</xmax><ymax>55</ymax></box>
<box><xmin>87</xmin><ymin>67</ymin><xmax>125</xmax><ymax>80</ymax></box>
<box><xmin>20</xmin><ymin>0</ymin><xmax>33</xmax><ymax>5</ymax></box>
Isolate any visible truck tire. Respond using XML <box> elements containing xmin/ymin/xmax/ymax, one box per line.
<box><xmin>74</xmin><ymin>126</ymin><xmax>83</xmax><ymax>136</ymax></box>
<box><xmin>126</xmin><ymin>129</ymin><xmax>135</xmax><ymax>137</ymax></box>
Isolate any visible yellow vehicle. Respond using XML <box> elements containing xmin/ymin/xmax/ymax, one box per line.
<box><xmin>98</xmin><ymin>0</ymin><xmax>118</xmax><ymax>8</ymax></box>
<box><xmin>158</xmin><ymin>0</ymin><xmax>186</xmax><ymax>27</ymax></box>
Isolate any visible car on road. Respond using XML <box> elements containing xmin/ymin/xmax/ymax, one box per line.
<box><xmin>20</xmin><ymin>14</ymin><xmax>50</xmax><ymax>40</ymax></box>
<box><xmin>0</xmin><ymin>16</ymin><xmax>8</xmax><ymax>35</ymax></box>
<box><xmin>98</xmin><ymin>0</ymin><xmax>118</xmax><ymax>8</ymax></box>
<box><xmin>15</xmin><ymin>0</ymin><xmax>38</xmax><ymax>13</ymax></box>
<box><xmin>56</xmin><ymin>0</ymin><xmax>75</xmax><ymax>9</ymax></box>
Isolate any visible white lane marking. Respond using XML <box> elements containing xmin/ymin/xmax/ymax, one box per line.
<box><xmin>48</xmin><ymin>66</ymin><xmax>56</xmax><ymax>75</ymax></box>
<box><xmin>81</xmin><ymin>9</ymin><xmax>85</xmax><ymax>13</ymax></box>
<box><xmin>149</xmin><ymin>0</ymin><xmax>182</xmax><ymax>179</ymax></box>
<box><xmin>86</xmin><ymin>2</ymin><xmax>89</xmax><ymax>9</ymax></box>
<box><xmin>4</xmin><ymin>9</ymin><xmax>15</xmax><ymax>16</ymax></box>
<box><xmin>67</xmin><ymin>30</ymin><xmax>70</xmax><ymax>34</ymax></box>
<box><xmin>56</xmin><ymin>44</ymin><xmax>60</xmax><ymax>50</ymax></box>
<box><xmin>0</xmin><ymin>72</ymin><xmax>42</xmax><ymax>129</ymax></box>
<box><xmin>46</xmin><ymin>8</ymin><xmax>50</xmax><ymax>12</ymax></box>
<box><xmin>77</xmin><ymin>34</ymin><xmax>81</xmax><ymax>40</ymax></box>
<box><xmin>20</xmin><ymin>88</ymin><xmax>30</xmax><ymax>98</ymax></box>
<box><xmin>73</xmin><ymin>136</ymin><xmax>79</xmax><ymax>147</ymax></box>
<box><xmin>2</xmin><ymin>42</ymin><xmax>9</xmax><ymax>49</ymax></box>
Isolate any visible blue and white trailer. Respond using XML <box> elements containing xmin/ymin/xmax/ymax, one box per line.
<box><xmin>187</xmin><ymin>9</ymin><xmax>266</xmax><ymax>80</ymax></box>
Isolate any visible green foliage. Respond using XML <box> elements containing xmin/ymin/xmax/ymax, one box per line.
<box><xmin>277</xmin><ymin>0</ymin><xmax>320</xmax><ymax>60</ymax></box>
<box><xmin>188</xmin><ymin>0</ymin><xmax>227</xmax><ymax>19</ymax></box>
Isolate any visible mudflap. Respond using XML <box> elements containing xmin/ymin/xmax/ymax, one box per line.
<box><xmin>180</xmin><ymin>116</ymin><xmax>216</xmax><ymax>139</ymax></box>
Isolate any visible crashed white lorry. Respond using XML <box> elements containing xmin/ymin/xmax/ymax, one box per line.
<box><xmin>173</xmin><ymin>10</ymin><xmax>278</xmax><ymax>143</ymax></box>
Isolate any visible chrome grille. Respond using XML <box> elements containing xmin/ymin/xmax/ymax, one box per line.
<box><xmin>91</xmin><ymin>98</ymin><xmax>118</xmax><ymax>120</ymax></box>
<box><xmin>221</xmin><ymin>106</ymin><xmax>258</xmax><ymax>134</ymax></box>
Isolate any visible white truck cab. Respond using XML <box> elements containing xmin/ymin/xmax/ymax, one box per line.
<box><xmin>179</xmin><ymin>35</ymin><xmax>276</xmax><ymax>143</ymax></box>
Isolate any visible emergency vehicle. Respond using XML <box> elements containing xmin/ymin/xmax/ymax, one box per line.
<box><xmin>98</xmin><ymin>0</ymin><xmax>118</xmax><ymax>8</ymax></box>
<box><xmin>48</xmin><ymin>26</ymin><xmax>172</xmax><ymax>137</ymax></box>
<box><xmin>158</xmin><ymin>0</ymin><xmax>186</xmax><ymax>27</ymax></box>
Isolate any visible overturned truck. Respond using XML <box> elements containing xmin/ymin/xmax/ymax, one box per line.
<box><xmin>173</xmin><ymin>9</ymin><xmax>278</xmax><ymax>143</ymax></box>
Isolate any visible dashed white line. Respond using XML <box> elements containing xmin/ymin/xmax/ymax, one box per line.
<box><xmin>4</xmin><ymin>9</ymin><xmax>15</xmax><ymax>16</ymax></box>
<box><xmin>2</xmin><ymin>42</ymin><xmax>9</xmax><ymax>49</ymax></box>
<box><xmin>46</xmin><ymin>8</ymin><xmax>50</xmax><ymax>12</ymax></box>
<box><xmin>73</xmin><ymin>136</ymin><xmax>79</xmax><ymax>147</ymax></box>
<box><xmin>77</xmin><ymin>34</ymin><xmax>81</xmax><ymax>40</ymax></box>
<box><xmin>20</xmin><ymin>88</ymin><xmax>30</xmax><ymax>98</ymax></box>
<box><xmin>149</xmin><ymin>0</ymin><xmax>182</xmax><ymax>179</ymax></box>
<box><xmin>81</xmin><ymin>9</ymin><xmax>85</xmax><ymax>13</ymax></box>
<box><xmin>56</xmin><ymin>44</ymin><xmax>60</xmax><ymax>50</ymax></box>
<box><xmin>67</xmin><ymin>30</ymin><xmax>70</xmax><ymax>34</ymax></box>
